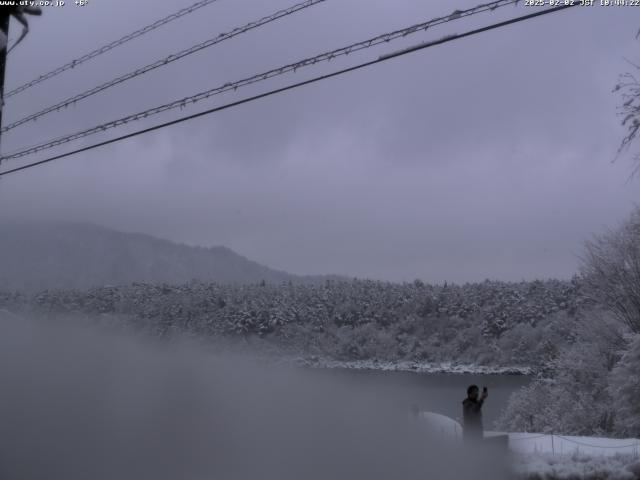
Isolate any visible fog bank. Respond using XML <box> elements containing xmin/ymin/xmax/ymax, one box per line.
<box><xmin>0</xmin><ymin>316</ymin><xmax>511</xmax><ymax>479</ymax></box>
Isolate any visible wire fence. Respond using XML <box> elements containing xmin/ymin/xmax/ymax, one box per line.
<box><xmin>507</xmin><ymin>433</ymin><xmax>640</xmax><ymax>458</ymax></box>
<box><xmin>415</xmin><ymin>412</ymin><xmax>639</xmax><ymax>458</ymax></box>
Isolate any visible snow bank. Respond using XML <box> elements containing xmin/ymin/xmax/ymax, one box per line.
<box><xmin>415</xmin><ymin>411</ymin><xmax>463</xmax><ymax>440</ymax></box>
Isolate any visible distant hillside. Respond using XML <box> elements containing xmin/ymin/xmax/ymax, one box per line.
<box><xmin>0</xmin><ymin>222</ymin><xmax>324</xmax><ymax>292</ymax></box>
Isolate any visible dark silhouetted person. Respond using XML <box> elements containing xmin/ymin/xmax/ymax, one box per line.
<box><xmin>462</xmin><ymin>384</ymin><xmax>487</xmax><ymax>443</ymax></box>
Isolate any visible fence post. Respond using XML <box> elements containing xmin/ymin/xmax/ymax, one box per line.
<box><xmin>551</xmin><ymin>433</ymin><xmax>555</xmax><ymax>456</ymax></box>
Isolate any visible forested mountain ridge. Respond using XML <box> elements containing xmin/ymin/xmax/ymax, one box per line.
<box><xmin>0</xmin><ymin>221</ymin><xmax>337</xmax><ymax>291</ymax></box>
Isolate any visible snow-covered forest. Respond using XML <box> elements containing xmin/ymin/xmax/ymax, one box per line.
<box><xmin>0</xmin><ymin>277</ymin><xmax>591</xmax><ymax>367</ymax></box>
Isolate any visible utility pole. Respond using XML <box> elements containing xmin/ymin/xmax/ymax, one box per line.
<box><xmin>0</xmin><ymin>9</ymin><xmax>9</xmax><ymax>155</ymax></box>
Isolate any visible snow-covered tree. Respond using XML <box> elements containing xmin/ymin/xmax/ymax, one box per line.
<box><xmin>497</xmin><ymin>311</ymin><xmax>625</xmax><ymax>436</ymax></box>
<box><xmin>609</xmin><ymin>334</ymin><xmax>640</xmax><ymax>437</ymax></box>
<box><xmin>581</xmin><ymin>207</ymin><xmax>640</xmax><ymax>333</ymax></box>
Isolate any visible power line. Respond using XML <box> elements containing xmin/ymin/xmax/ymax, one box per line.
<box><xmin>1</xmin><ymin>0</ymin><xmax>521</xmax><ymax>157</ymax></box>
<box><xmin>5</xmin><ymin>0</ymin><xmax>222</xmax><ymax>99</ymax></box>
<box><xmin>2</xmin><ymin>0</ymin><xmax>327</xmax><ymax>134</ymax></box>
<box><xmin>0</xmin><ymin>128</ymin><xmax>80</xmax><ymax>158</ymax></box>
<box><xmin>0</xmin><ymin>3</ymin><xmax>578</xmax><ymax>178</ymax></box>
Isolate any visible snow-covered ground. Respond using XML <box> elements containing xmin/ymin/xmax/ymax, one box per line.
<box><xmin>513</xmin><ymin>452</ymin><xmax>640</xmax><ymax>480</ymax></box>
<box><xmin>417</xmin><ymin>413</ymin><xmax>640</xmax><ymax>478</ymax></box>
<box><xmin>291</xmin><ymin>357</ymin><xmax>534</xmax><ymax>375</ymax></box>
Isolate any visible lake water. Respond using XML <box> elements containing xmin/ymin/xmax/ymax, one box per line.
<box><xmin>309</xmin><ymin>368</ymin><xmax>532</xmax><ymax>428</ymax></box>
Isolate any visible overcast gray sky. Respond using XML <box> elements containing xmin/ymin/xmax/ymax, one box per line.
<box><xmin>1</xmin><ymin>0</ymin><xmax>639</xmax><ymax>283</ymax></box>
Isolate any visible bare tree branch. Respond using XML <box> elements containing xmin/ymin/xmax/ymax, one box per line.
<box><xmin>615</xmin><ymin>59</ymin><xmax>640</xmax><ymax>174</ymax></box>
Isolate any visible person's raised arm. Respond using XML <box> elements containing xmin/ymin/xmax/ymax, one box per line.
<box><xmin>479</xmin><ymin>387</ymin><xmax>488</xmax><ymax>404</ymax></box>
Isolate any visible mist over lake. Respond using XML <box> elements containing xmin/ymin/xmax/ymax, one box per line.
<box><xmin>0</xmin><ymin>316</ymin><xmax>514</xmax><ymax>480</ymax></box>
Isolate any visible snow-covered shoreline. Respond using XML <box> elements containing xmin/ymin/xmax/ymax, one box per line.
<box><xmin>288</xmin><ymin>357</ymin><xmax>534</xmax><ymax>375</ymax></box>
